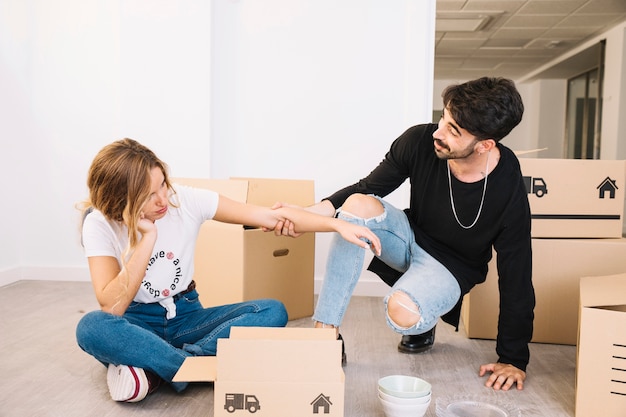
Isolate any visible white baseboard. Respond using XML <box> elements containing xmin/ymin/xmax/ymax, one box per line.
<box><xmin>0</xmin><ymin>267</ymin><xmax>20</xmax><ymax>287</ymax></box>
<box><xmin>0</xmin><ymin>266</ymin><xmax>90</xmax><ymax>287</ymax></box>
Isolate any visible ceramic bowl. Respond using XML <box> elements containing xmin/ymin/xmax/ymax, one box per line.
<box><xmin>377</xmin><ymin>375</ymin><xmax>432</xmax><ymax>399</ymax></box>
<box><xmin>378</xmin><ymin>388</ymin><xmax>431</xmax><ymax>404</ymax></box>
<box><xmin>379</xmin><ymin>394</ymin><xmax>431</xmax><ymax>417</ymax></box>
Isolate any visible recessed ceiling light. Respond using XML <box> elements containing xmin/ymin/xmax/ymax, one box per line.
<box><xmin>480</xmin><ymin>38</ymin><xmax>530</xmax><ymax>50</ymax></box>
<box><xmin>436</xmin><ymin>16</ymin><xmax>491</xmax><ymax>32</ymax></box>
<box><xmin>435</xmin><ymin>11</ymin><xmax>501</xmax><ymax>32</ymax></box>
<box><xmin>546</xmin><ymin>40</ymin><xmax>562</xmax><ymax>49</ymax></box>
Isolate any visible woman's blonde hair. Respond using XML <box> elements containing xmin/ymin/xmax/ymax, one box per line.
<box><xmin>83</xmin><ymin>138</ymin><xmax>175</xmax><ymax>249</ymax></box>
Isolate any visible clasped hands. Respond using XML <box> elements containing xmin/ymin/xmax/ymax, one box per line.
<box><xmin>263</xmin><ymin>202</ymin><xmax>381</xmax><ymax>256</ymax></box>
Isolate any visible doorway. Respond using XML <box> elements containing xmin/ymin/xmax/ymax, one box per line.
<box><xmin>565</xmin><ymin>41</ymin><xmax>605</xmax><ymax>159</ymax></box>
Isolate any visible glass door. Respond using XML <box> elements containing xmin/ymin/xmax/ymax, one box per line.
<box><xmin>565</xmin><ymin>42</ymin><xmax>604</xmax><ymax>159</ymax></box>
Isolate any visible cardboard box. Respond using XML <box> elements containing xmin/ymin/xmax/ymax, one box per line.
<box><xmin>518</xmin><ymin>158</ymin><xmax>625</xmax><ymax>238</ymax></box>
<box><xmin>174</xmin><ymin>327</ymin><xmax>345</xmax><ymax>417</ymax></box>
<box><xmin>576</xmin><ymin>273</ymin><xmax>626</xmax><ymax>417</ymax></box>
<box><xmin>462</xmin><ymin>238</ymin><xmax>626</xmax><ymax>345</ymax></box>
<box><xmin>174</xmin><ymin>177</ymin><xmax>316</xmax><ymax>320</ymax></box>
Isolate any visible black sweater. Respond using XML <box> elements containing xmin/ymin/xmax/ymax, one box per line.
<box><xmin>325</xmin><ymin>124</ymin><xmax>535</xmax><ymax>371</ymax></box>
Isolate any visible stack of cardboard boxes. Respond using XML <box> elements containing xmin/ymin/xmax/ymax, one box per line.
<box><xmin>460</xmin><ymin>158</ymin><xmax>626</xmax><ymax>417</ymax></box>
<box><xmin>462</xmin><ymin>158</ymin><xmax>626</xmax><ymax>344</ymax></box>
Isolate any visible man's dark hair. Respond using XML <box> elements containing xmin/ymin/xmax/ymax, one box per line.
<box><xmin>442</xmin><ymin>77</ymin><xmax>524</xmax><ymax>142</ymax></box>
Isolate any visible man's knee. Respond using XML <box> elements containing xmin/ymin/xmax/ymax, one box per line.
<box><xmin>387</xmin><ymin>290</ymin><xmax>421</xmax><ymax>328</ymax></box>
<box><xmin>342</xmin><ymin>194</ymin><xmax>384</xmax><ymax>219</ymax></box>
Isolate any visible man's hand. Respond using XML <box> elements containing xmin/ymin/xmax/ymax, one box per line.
<box><xmin>479</xmin><ymin>363</ymin><xmax>526</xmax><ymax>391</ymax></box>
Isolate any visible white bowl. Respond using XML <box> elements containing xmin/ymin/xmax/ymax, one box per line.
<box><xmin>379</xmin><ymin>394</ymin><xmax>431</xmax><ymax>417</ymax></box>
<box><xmin>378</xmin><ymin>375</ymin><xmax>432</xmax><ymax>399</ymax></box>
<box><xmin>378</xmin><ymin>388</ymin><xmax>431</xmax><ymax>404</ymax></box>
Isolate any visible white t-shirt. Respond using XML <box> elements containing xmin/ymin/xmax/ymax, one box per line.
<box><xmin>82</xmin><ymin>184</ymin><xmax>219</xmax><ymax>318</ymax></box>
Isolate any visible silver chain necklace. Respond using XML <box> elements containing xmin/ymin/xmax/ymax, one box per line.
<box><xmin>447</xmin><ymin>151</ymin><xmax>490</xmax><ymax>229</ymax></box>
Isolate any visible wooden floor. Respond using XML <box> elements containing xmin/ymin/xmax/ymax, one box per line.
<box><xmin>0</xmin><ymin>280</ymin><xmax>576</xmax><ymax>417</ymax></box>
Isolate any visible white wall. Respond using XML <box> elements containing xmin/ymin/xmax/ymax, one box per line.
<box><xmin>0</xmin><ymin>0</ymin><xmax>437</xmax><ymax>294</ymax></box>
<box><xmin>0</xmin><ymin>0</ymin><xmax>213</xmax><ymax>285</ymax></box>
<box><xmin>210</xmin><ymin>0</ymin><xmax>435</xmax><ymax>294</ymax></box>
<box><xmin>0</xmin><ymin>1</ymin><xmax>30</xmax><ymax>276</ymax></box>
<box><xmin>524</xmin><ymin>79</ymin><xmax>567</xmax><ymax>158</ymax></box>
<box><xmin>210</xmin><ymin>1</ymin><xmax>434</xmax><ymax>192</ymax></box>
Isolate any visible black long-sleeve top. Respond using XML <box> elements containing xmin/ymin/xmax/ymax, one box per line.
<box><xmin>324</xmin><ymin>124</ymin><xmax>535</xmax><ymax>371</ymax></box>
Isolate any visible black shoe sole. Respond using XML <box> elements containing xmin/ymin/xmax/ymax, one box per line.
<box><xmin>397</xmin><ymin>343</ymin><xmax>433</xmax><ymax>354</ymax></box>
<box><xmin>397</xmin><ymin>327</ymin><xmax>436</xmax><ymax>354</ymax></box>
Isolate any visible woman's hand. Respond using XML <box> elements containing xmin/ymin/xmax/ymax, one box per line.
<box><xmin>138</xmin><ymin>213</ymin><xmax>157</xmax><ymax>236</ymax></box>
<box><xmin>334</xmin><ymin>221</ymin><xmax>381</xmax><ymax>256</ymax></box>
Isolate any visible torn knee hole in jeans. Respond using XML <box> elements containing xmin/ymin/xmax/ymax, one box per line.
<box><xmin>387</xmin><ymin>291</ymin><xmax>422</xmax><ymax>329</ymax></box>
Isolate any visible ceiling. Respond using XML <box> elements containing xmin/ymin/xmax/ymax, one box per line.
<box><xmin>434</xmin><ymin>0</ymin><xmax>626</xmax><ymax>81</ymax></box>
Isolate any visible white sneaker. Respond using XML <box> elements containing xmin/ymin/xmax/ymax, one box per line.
<box><xmin>107</xmin><ymin>364</ymin><xmax>151</xmax><ymax>402</ymax></box>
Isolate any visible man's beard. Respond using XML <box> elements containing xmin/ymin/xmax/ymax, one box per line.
<box><xmin>433</xmin><ymin>138</ymin><xmax>479</xmax><ymax>160</ymax></box>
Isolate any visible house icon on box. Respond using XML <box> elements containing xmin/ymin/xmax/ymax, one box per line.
<box><xmin>597</xmin><ymin>177</ymin><xmax>619</xmax><ymax>199</ymax></box>
<box><xmin>311</xmin><ymin>393</ymin><xmax>333</xmax><ymax>414</ymax></box>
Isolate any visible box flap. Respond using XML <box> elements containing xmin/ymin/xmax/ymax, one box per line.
<box><xmin>230</xmin><ymin>326</ymin><xmax>336</xmax><ymax>341</ymax></box>
<box><xmin>514</xmin><ymin>148</ymin><xmax>547</xmax><ymax>156</ymax></box>
<box><xmin>217</xmin><ymin>327</ymin><xmax>343</xmax><ymax>383</ymax></box>
<box><xmin>595</xmin><ymin>304</ymin><xmax>626</xmax><ymax>312</ymax></box>
<box><xmin>172</xmin><ymin>178</ymin><xmax>249</xmax><ymax>203</ymax></box>
<box><xmin>217</xmin><ymin>338</ymin><xmax>344</xmax><ymax>383</ymax></box>
<box><xmin>580</xmin><ymin>273</ymin><xmax>626</xmax><ymax>308</ymax></box>
<box><xmin>172</xmin><ymin>328</ymin><xmax>341</xmax><ymax>383</ymax></box>
<box><xmin>172</xmin><ymin>356</ymin><xmax>217</xmax><ymax>382</ymax></box>
<box><xmin>231</xmin><ymin>177</ymin><xmax>315</xmax><ymax>207</ymax></box>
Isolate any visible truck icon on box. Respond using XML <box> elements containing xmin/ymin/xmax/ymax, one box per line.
<box><xmin>224</xmin><ymin>393</ymin><xmax>260</xmax><ymax>413</ymax></box>
<box><xmin>523</xmin><ymin>176</ymin><xmax>548</xmax><ymax>198</ymax></box>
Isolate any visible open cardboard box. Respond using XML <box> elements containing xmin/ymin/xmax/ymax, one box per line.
<box><xmin>576</xmin><ymin>273</ymin><xmax>626</xmax><ymax>416</ymax></box>
<box><xmin>462</xmin><ymin>238</ymin><xmax>626</xmax><ymax>345</ymax></box>
<box><xmin>174</xmin><ymin>327</ymin><xmax>345</xmax><ymax>417</ymax></box>
<box><xmin>518</xmin><ymin>158</ymin><xmax>625</xmax><ymax>238</ymax></box>
<box><xmin>173</xmin><ymin>177</ymin><xmax>315</xmax><ymax>320</ymax></box>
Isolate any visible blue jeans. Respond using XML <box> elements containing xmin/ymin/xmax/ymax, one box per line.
<box><xmin>314</xmin><ymin>197</ymin><xmax>461</xmax><ymax>335</ymax></box>
<box><xmin>76</xmin><ymin>290</ymin><xmax>288</xmax><ymax>392</ymax></box>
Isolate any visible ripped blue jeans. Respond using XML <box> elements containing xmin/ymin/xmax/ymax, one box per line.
<box><xmin>313</xmin><ymin>196</ymin><xmax>461</xmax><ymax>335</ymax></box>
